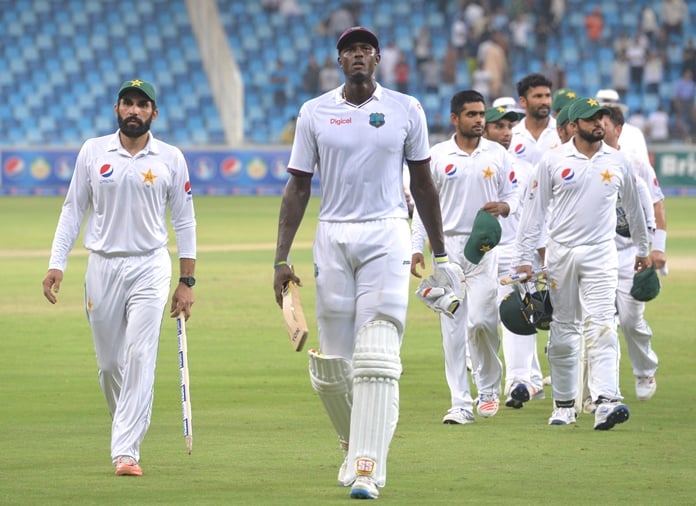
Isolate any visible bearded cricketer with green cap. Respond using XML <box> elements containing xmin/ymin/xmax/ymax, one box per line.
<box><xmin>514</xmin><ymin>97</ymin><xmax>651</xmax><ymax>430</ymax></box>
<box><xmin>42</xmin><ymin>78</ymin><xmax>197</xmax><ymax>476</ymax></box>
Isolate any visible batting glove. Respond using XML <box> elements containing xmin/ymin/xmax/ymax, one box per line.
<box><xmin>433</xmin><ymin>255</ymin><xmax>465</xmax><ymax>298</ymax></box>
<box><xmin>415</xmin><ymin>277</ymin><xmax>461</xmax><ymax>319</ymax></box>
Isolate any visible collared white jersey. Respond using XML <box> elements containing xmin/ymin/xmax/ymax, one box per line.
<box><xmin>516</xmin><ymin>140</ymin><xmax>649</xmax><ymax>266</ymax></box>
<box><xmin>509</xmin><ymin>117</ymin><xmax>562</xmax><ymax>165</ymax></box>
<box><xmin>499</xmin><ymin>157</ymin><xmax>535</xmax><ymax>247</ymax></box>
<box><xmin>627</xmin><ymin>150</ymin><xmax>664</xmax><ymax>204</ymax></box>
<box><xmin>615</xmin><ymin>148</ymin><xmax>663</xmax><ymax>250</ymax></box>
<box><xmin>411</xmin><ymin>136</ymin><xmax>519</xmax><ymax>253</ymax></box>
<box><xmin>288</xmin><ymin>83</ymin><xmax>430</xmax><ymax>222</ymax></box>
<box><xmin>619</xmin><ymin>122</ymin><xmax>651</xmax><ymax>166</ymax></box>
<box><xmin>616</xmin><ymin>176</ymin><xmax>656</xmax><ymax>250</ymax></box>
<box><xmin>49</xmin><ymin>131</ymin><xmax>196</xmax><ymax>271</ymax></box>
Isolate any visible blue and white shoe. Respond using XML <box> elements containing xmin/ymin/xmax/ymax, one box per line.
<box><xmin>350</xmin><ymin>476</ymin><xmax>379</xmax><ymax>499</ymax></box>
<box><xmin>548</xmin><ymin>407</ymin><xmax>577</xmax><ymax>425</ymax></box>
<box><xmin>594</xmin><ymin>401</ymin><xmax>630</xmax><ymax>430</ymax></box>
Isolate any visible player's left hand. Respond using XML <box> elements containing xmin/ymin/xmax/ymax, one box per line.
<box><xmin>170</xmin><ymin>285</ymin><xmax>194</xmax><ymax>320</ymax></box>
<box><xmin>42</xmin><ymin>268</ymin><xmax>64</xmax><ymax>304</ymax></box>
<box><xmin>650</xmin><ymin>250</ymin><xmax>666</xmax><ymax>271</ymax></box>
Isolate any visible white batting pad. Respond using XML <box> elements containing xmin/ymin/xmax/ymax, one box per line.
<box><xmin>308</xmin><ymin>349</ymin><xmax>353</xmax><ymax>449</ymax></box>
<box><xmin>345</xmin><ymin>320</ymin><xmax>402</xmax><ymax>488</ymax></box>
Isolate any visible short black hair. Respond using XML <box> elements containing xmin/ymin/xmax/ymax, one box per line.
<box><xmin>516</xmin><ymin>73</ymin><xmax>553</xmax><ymax>98</ymax></box>
<box><xmin>605</xmin><ymin>105</ymin><xmax>625</xmax><ymax>126</ymax></box>
<box><xmin>451</xmin><ymin>90</ymin><xmax>485</xmax><ymax>115</ymax></box>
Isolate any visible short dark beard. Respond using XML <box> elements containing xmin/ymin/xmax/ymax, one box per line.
<box><xmin>576</xmin><ymin>124</ymin><xmax>604</xmax><ymax>143</ymax></box>
<box><xmin>530</xmin><ymin>107</ymin><xmax>550</xmax><ymax>120</ymax></box>
<box><xmin>118</xmin><ymin>114</ymin><xmax>152</xmax><ymax>138</ymax></box>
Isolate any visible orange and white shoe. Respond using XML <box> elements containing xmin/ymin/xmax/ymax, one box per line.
<box><xmin>115</xmin><ymin>456</ymin><xmax>143</xmax><ymax>476</ymax></box>
<box><xmin>476</xmin><ymin>393</ymin><xmax>500</xmax><ymax>418</ymax></box>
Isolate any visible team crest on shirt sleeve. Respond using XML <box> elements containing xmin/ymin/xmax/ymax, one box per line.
<box><xmin>185</xmin><ymin>180</ymin><xmax>192</xmax><ymax>196</ymax></box>
<box><xmin>369</xmin><ymin>113</ymin><xmax>385</xmax><ymax>128</ymax></box>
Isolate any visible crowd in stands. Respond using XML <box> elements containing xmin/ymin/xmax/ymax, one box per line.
<box><xmin>2</xmin><ymin>0</ymin><xmax>695</xmax><ymax>147</ymax></box>
<box><xmin>280</xmin><ymin>0</ymin><xmax>696</xmax><ymax>145</ymax></box>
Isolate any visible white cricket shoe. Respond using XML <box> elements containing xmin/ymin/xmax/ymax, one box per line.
<box><xmin>442</xmin><ymin>407</ymin><xmax>475</xmax><ymax>424</ymax></box>
<box><xmin>477</xmin><ymin>393</ymin><xmax>499</xmax><ymax>417</ymax></box>
<box><xmin>635</xmin><ymin>376</ymin><xmax>656</xmax><ymax>401</ymax></box>
<box><xmin>548</xmin><ymin>407</ymin><xmax>577</xmax><ymax>425</ymax></box>
<box><xmin>594</xmin><ymin>401</ymin><xmax>630</xmax><ymax>430</ymax></box>
<box><xmin>350</xmin><ymin>476</ymin><xmax>379</xmax><ymax>499</ymax></box>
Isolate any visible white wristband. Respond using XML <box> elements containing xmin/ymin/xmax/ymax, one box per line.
<box><xmin>652</xmin><ymin>229</ymin><xmax>666</xmax><ymax>252</ymax></box>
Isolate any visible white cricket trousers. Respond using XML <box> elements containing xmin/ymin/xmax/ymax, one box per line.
<box><xmin>313</xmin><ymin>219</ymin><xmax>411</xmax><ymax>359</ymax></box>
<box><xmin>616</xmin><ymin>245</ymin><xmax>658</xmax><ymax>377</ymax></box>
<box><xmin>546</xmin><ymin>238</ymin><xmax>621</xmax><ymax>403</ymax></box>
<box><xmin>440</xmin><ymin>234</ymin><xmax>502</xmax><ymax>410</ymax></box>
<box><xmin>85</xmin><ymin>248</ymin><xmax>171</xmax><ymax>464</ymax></box>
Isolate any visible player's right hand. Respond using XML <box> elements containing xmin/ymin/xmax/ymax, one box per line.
<box><xmin>273</xmin><ymin>264</ymin><xmax>302</xmax><ymax>308</ymax></box>
<box><xmin>42</xmin><ymin>269</ymin><xmax>63</xmax><ymax>304</ymax></box>
<box><xmin>411</xmin><ymin>252</ymin><xmax>426</xmax><ymax>278</ymax></box>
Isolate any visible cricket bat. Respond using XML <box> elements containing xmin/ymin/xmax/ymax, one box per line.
<box><xmin>282</xmin><ymin>281</ymin><xmax>309</xmax><ymax>352</ymax></box>
<box><xmin>176</xmin><ymin>313</ymin><xmax>193</xmax><ymax>454</ymax></box>
<box><xmin>499</xmin><ymin>266</ymin><xmax>548</xmax><ymax>286</ymax></box>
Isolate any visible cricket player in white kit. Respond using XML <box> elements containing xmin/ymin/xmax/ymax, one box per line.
<box><xmin>411</xmin><ymin>91</ymin><xmax>519</xmax><ymax>424</ymax></box>
<box><xmin>42</xmin><ymin>79</ymin><xmax>197</xmax><ymax>476</ymax></box>
<box><xmin>273</xmin><ymin>27</ymin><xmax>458</xmax><ymax>500</ymax></box>
<box><xmin>510</xmin><ymin>73</ymin><xmax>562</xmax><ymax>165</ymax></box>
<box><xmin>482</xmin><ymin>106</ymin><xmax>546</xmax><ymax>407</ymax></box>
<box><xmin>515</xmin><ymin>98</ymin><xmax>651</xmax><ymax>430</ymax></box>
<box><xmin>602</xmin><ymin>106</ymin><xmax>667</xmax><ymax>402</ymax></box>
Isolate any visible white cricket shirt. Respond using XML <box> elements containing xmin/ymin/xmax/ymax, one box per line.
<box><xmin>49</xmin><ymin>131</ymin><xmax>196</xmax><ymax>271</ymax></box>
<box><xmin>411</xmin><ymin>136</ymin><xmax>519</xmax><ymax>253</ymax></box>
<box><xmin>288</xmin><ymin>84</ymin><xmax>430</xmax><ymax>222</ymax></box>
<box><xmin>509</xmin><ymin>117</ymin><xmax>562</xmax><ymax>165</ymax></box>
<box><xmin>516</xmin><ymin>140</ymin><xmax>649</xmax><ymax>266</ymax></box>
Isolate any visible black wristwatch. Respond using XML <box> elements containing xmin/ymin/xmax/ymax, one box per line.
<box><xmin>179</xmin><ymin>276</ymin><xmax>196</xmax><ymax>287</ymax></box>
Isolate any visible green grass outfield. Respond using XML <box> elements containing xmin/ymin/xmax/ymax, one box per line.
<box><xmin>1</xmin><ymin>196</ymin><xmax>695</xmax><ymax>505</ymax></box>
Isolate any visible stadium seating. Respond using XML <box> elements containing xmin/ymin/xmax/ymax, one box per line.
<box><xmin>0</xmin><ymin>0</ymin><xmax>225</xmax><ymax>147</ymax></box>
<box><xmin>0</xmin><ymin>0</ymin><xmax>693</xmax><ymax>147</ymax></box>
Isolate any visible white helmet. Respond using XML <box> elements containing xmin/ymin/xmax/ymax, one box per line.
<box><xmin>595</xmin><ymin>89</ymin><xmax>621</xmax><ymax>104</ymax></box>
<box><xmin>595</xmin><ymin>89</ymin><xmax>628</xmax><ymax>112</ymax></box>
<box><xmin>492</xmin><ymin>96</ymin><xmax>525</xmax><ymax>116</ymax></box>
<box><xmin>492</xmin><ymin>96</ymin><xmax>517</xmax><ymax>109</ymax></box>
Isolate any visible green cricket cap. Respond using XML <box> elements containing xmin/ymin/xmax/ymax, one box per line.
<box><xmin>556</xmin><ymin>97</ymin><xmax>584</xmax><ymax>126</ymax></box>
<box><xmin>552</xmin><ymin>88</ymin><xmax>578</xmax><ymax>113</ymax></box>
<box><xmin>485</xmin><ymin>106</ymin><xmax>523</xmax><ymax>123</ymax></box>
<box><xmin>118</xmin><ymin>79</ymin><xmax>157</xmax><ymax>103</ymax></box>
<box><xmin>568</xmin><ymin>97</ymin><xmax>610</xmax><ymax>122</ymax></box>
<box><xmin>630</xmin><ymin>266</ymin><xmax>660</xmax><ymax>302</ymax></box>
<box><xmin>464</xmin><ymin>209</ymin><xmax>502</xmax><ymax>264</ymax></box>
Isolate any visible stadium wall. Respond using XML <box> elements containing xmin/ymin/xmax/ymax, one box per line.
<box><xmin>1</xmin><ymin>145</ymin><xmax>694</xmax><ymax>197</ymax></box>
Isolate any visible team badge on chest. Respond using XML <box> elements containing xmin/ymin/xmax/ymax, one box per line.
<box><xmin>369</xmin><ymin>113</ymin><xmax>385</xmax><ymax>128</ymax></box>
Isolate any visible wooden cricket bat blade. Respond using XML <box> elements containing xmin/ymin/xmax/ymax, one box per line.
<box><xmin>282</xmin><ymin>281</ymin><xmax>309</xmax><ymax>352</ymax></box>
